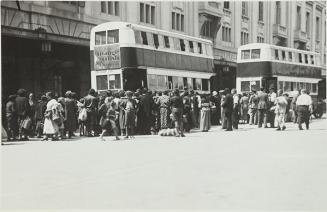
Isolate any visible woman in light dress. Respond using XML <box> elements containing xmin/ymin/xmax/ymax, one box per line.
<box><xmin>42</xmin><ymin>92</ymin><xmax>60</xmax><ymax>141</ymax></box>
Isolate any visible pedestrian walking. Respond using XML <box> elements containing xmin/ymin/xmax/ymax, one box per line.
<box><xmin>169</xmin><ymin>89</ymin><xmax>185</xmax><ymax>137</ymax></box>
<box><xmin>274</xmin><ymin>90</ymin><xmax>288</xmax><ymax>130</ymax></box>
<box><xmin>121</xmin><ymin>91</ymin><xmax>137</xmax><ymax>139</ymax></box>
<box><xmin>199</xmin><ymin>95</ymin><xmax>211</xmax><ymax>132</ymax></box>
<box><xmin>42</xmin><ymin>92</ymin><xmax>59</xmax><ymax>141</ymax></box>
<box><xmin>64</xmin><ymin>91</ymin><xmax>78</xmax><ymax>138</ymax></box>
<box><xmin>99</xmin><ymin>97</ymin><xmax>120</xmax><ymax>141</ymax></box>
<box><xmin>83</xmin><ymin>88</ymin><xmax>98</xmax><ymax>137</ymax></box>
<box><xmin>231</xmin><ymin>88</ymin><xmax>239</xmax><ymax>129</ymax></box>
<box><xmin>15</xmin><ymin>89</ymin><xmax>31</xmax><ymax>140</ymax></box>
<box><xmin>34</xmin><ymin>95</ymin><xmax>47</xmax><ymax>138</ymax></box>
<box><xmin>222</xmin><ymin>88</ymin><xmax>233</xmax><ymax>131</ymax></box>
<box><xmin>6</xmin><ymin>95</ymin><xmax>18</xmax><ymax>141</ymax></box>
<box><xmin>156</xmin><ymin>90</ymin><xmax>170</xmax><ymax>129</ymax></box>
<box><xmin>240</xmin><ymin>93</ymin><xmax>249</xmax><ymax>124</ymax></box>
<box><xmin>296</xmin><ymin>89</ymin><xmax>313</xmax><ymax>130</ymax></box>
<box><xmin>257</xmin><ymin>87</ymin><xmax>268</xmax><ymax>128</ymax></box>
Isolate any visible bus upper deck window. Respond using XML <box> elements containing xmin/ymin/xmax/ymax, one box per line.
<box><xmin>141</xmin><ymin>31</ymin><xmax>148</xmax><ymax>45</ymax></box>
<box><xmin>310</xmin><ymin>55</ymin><xmax>314</xmax><ymax>64</ymax></box>
<box><xmin>288</xmin><ymin>52</ymin><xmax>293</xmax><ymax>61</ymax></box>
<box><xmin>251</xmin><ymin>49</ymin><xmax>260</xmax><ymax>59</ymax></box>
<box><xmin>275</xmin><ymin>49</ymin><xmax>279</xmax><ymax>60</ymax></box>
<box><xmin>164</xmin><ymin>36</ymin><xmax>170</xmax><ymax>48</ymax></box>
<box><xmin>304</xmin><ymin>54</ymin><xmax>308</xmax><ymax>64</ymax></box>
<box><xmin>189</xmin><ymin>41</ymin><xmax>194</xmax><ymax>53</ymax></box>
<box><xmin>95</xmin><ymin>31</ymin><xmax>106</xmax><ymax>45</ymax></box>
<box><xmin>198</xmin><ymin>43</ymin><xmax>203</xmax><ymax>54</ymax></box>
<box><xmin>298</xmin><ymin>53</ymin><xmax>302</xmax><ymax>63</ymax></box>
<box><xmin>180</xmin><ymin>39</ymin><xmax>185</xmax><ymax>51</ymax></box>
<box><xmin>107</xmin><ymin>30</ymin><xmax>119</xmax><ymax>44</ymax></box>
<box><xmin>282</xmin><ymin>51</ymin><xmax>286</xmax><ymax>60</ymax></box>
<box><xmin>153</xmin><ymin>34</ymin><xmax>159</xmax><ymax>49</ymax></box>
<box><xmin>241</xmin><ymin>50</ymin><xmax>250</xmax><ymax>59</ymax></box>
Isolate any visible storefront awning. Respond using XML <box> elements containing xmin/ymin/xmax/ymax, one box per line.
<box><xmin>147</xmin><ymin>68</ymin><xmax>215</xmax><ymax>79</ymax></box>
<box><xmin>276</xmin><ymin>76</ymin><xmax>322</xmax><ymax>83</ymax></box>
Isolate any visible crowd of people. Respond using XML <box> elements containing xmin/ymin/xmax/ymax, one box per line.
<box><xmin>3</xmin><ymin>86</ymin><xmax>314</xmax><ymax>142</ymax></box>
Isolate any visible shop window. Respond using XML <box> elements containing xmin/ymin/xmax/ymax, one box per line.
<box><xmin>202</xmin><ymin>79</ymin><xmax>209</xmax><ymax>91</ymax></box>
<box><xmin>96</xmin><ymin>75</ymin><xmax>108</xmax><ymax>90</ymax></box>
<box><xmin>241</xmin><ymin>50</ymin><xmax>250</xmax><ymax>59</ymax></box>
<box><xmin>306</xmin><ymin>83</ymin><xmax>312</xmax><ymax>92</ymax></box>
<box><xmin>141</xmin><ymin>31</ymin><xmax>148</xmax><ymax>45</ymax></box>
<box><xmin>241</xmin><ymin>81</ymin><xmax>250</xmax><ymax>92</ymax></box>
<box><xmin>153</xmin><ymin>34</ymin><xmax>159</xmax><ymax>49</ymax></box>
<box><xmin>107</xmin><ymin>30</ymin><xmax>119</xmax><ymax>44</ymax></box>
<box><xmin>251</xmin><ymin>49</ymin><xmax>260</xmax><ymax>59</ymax></box>
<box><xmin>95</xmin><ymin>31</ymin><xmax>106</xmax><ymax>45</ymax></box>
<box><xmin>292</xmin><ymin>82</ymin><xmax>297</xmax><ymax>91</ymax></box>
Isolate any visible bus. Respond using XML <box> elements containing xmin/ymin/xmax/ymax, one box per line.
<box><xmin>236</xmin><ymin>43</ymin><xmax>323</xmax><ymax>99</ymax></box>
<box><xmin>90</xmin><ymin>22</ymin><xmax>214</xmax><ymax>93</ymax></box>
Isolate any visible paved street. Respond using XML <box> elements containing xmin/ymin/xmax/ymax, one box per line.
<box><xmin>1</xmin><ymin>118</ymin><xmax>327</xmax><ymax>210</ymax></box>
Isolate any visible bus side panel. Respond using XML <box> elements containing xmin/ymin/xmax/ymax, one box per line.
<box><xmin>271</xmin><ymin>62</ymin><xmax>322</xmax><ymax>78</ymax></box>
<box><xmin>120</xmin><ymin>47</ymin><xmax>213</xmax><ymax>73</ymax></box>
<box><xmin>237</xmin><ymin>62</ymin><xmax>272</xmax><ymax>77</ymax></box>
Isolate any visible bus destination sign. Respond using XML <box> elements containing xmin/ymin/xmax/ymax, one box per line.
<box><xmin>94</xmin><ymin>45</ymin><xmax>120</xmax><ymax>70</ymax></box>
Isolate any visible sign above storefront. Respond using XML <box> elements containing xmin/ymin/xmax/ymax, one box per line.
<box><xmin>94</xmin><ymin>45</ymin><xmax>120</xmax><ymax>70</ymax></box>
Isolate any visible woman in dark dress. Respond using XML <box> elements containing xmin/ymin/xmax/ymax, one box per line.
<box><xmin>64</xmin><ymin>91</ymin><xmax>78</xmax><ymax>138</ymax></box>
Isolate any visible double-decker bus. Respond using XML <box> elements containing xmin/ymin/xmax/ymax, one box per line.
<box><xmin>90</xmin><ymin>22</ymin><xmax>214</xmax><ymax>93</ymax></box>
<box><xmin>236</xmin><ymin>43</ymin><xmax>323</xmax><ymax>99</ymax></box>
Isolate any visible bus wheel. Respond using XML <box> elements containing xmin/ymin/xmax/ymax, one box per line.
<box><xmin>313</xmin><ymin>111</ymin><xmax>323</xmax><ymax>119</ymax></box>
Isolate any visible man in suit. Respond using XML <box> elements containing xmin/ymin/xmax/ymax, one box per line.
<box><xmin>257</xmin><ymin>87</ymin><xmax>268</xmax><ymax>128</ymax></box>
<box><xmin>221</xmin><ymin>88</ymin><xmax>233</xmax><ymax>131</ymax></box>
<box><xmin>16</xmin><ymin>88</ymin><xmax>31</xmax><ymax>140</ymax></box>
<box><xmin>138</xmin><ymin>89</ymin><xmax>154</xmax><ymax>135</ymax></box>
<box><xmin>268</xmin><ymin>87</ymin><xmax>277</xmax><ymax>128</ymax></box>
<box><xmin>84</xmin><ymin>88</ymin><xmax>98</xmax><ymax>136</ymax></box>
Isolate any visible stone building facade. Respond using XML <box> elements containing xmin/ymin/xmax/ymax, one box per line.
<box><xmin>1</xmin><ymin>1</ymin><xmax>326</xmax><ymax>98</ymax></box>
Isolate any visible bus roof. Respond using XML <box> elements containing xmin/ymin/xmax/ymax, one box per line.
<box><xmin>91</xmin><ymin>21</ymin><xmax>213</xmax><ymax>45</ymax></box>
<box><xmin>238</xmin><ymin>43</ymin><xmax>319</xmax><ymax>55</ymax></box>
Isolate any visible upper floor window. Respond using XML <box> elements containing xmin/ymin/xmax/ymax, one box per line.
<box><xmin>140</xmin><ymin>3</ymin><xmax>155</xmax><ymax>25</ymax></box>
<box><xmin>172</xmin><ymin>11</ymin><xmax>184</xmax><ymax>31</ymax></box>
<box><xmin>164</xmin><ymin>36</ymin><xmax>170</xmax><ymax>48</ymax></box>
<box><xmin>141</xmin><ymin>31</ymin><xmax>148</xmax><ymax>45</ymax></box>
<box><xmin>153</xmin><ymin>34</ymin><xmax>159</xmax><ymax>49</ymax></box>
<box><xmin>316</xmin><ymin>17</ymin><xmax>320</xmax><ymax>41</ymax></box>
<box><xmin>222</xmin><ymin>26</ymin><xmax>231</xmax><ymax>42</ymax></box>
<box><xmin>200</xmin><ymin>20</ymin><xmax>212</xmax><ymax>38</ymax></box>
<box><xmin>306</xmin><ymin>12</ymin><xmax>311</xmax><ymax>36</ymax></box>
<box><xmin>276</xmin><ymin>1</ymin><xmax>281</xmax><ymax>24</ymax></box>
<box><xmin>223</xmin><ymin>1</ymin><xmax>230</xmax><ymax>9</ymax></box>
<box><xmin>242</xmin><ymin>2</ymin><xmax>248</xmax><ymax>17</ymax></box>
<box><xmin>258</xmin><ymin>1</ymin><xmax>263</xmax><ymax>21</ymax></box>
<box><xmin>180</xmin><ymin>39</ymin><xmax>186</xmax><ymax>51</ymax></box>
<box><xmin>296</xmin><ymin>6</ymin><xmax>301</xmax><ymax>30</ymax></box>
<box><xmin>189</xmin><ymin>41</ymin><xmax>194</xmax><ymax>53</ymax></box>
<box><xmin>101</xmin><ymin>1</ymin><xmax>119</xmax><ymax>16</ymax></box>
<box><xmin>208</xmin><ymin>2</ymin><xmax>219</xmax><ymax>8</ymax></box>
<box><xmin>288</xmin><ymin>52</ymin><xmax>293</xmax><ymax>62</ymax></box>
<box><xmin>241</xmin><ymin>31</ymin><xmax>249</xmax><ymax>45</ymax></box>
<box><xmin>257</xmin><ymin>36</ymin><xmax>264</xmax><ymax>43</ymax></box>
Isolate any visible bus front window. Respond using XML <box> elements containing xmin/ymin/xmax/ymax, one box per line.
<box><xmin>107</xmin><ymin>30</ymin><xmax>119</xmax><ymax>44</ymax></box>
<box><xmin>95</xmin><ymin>31</ymin><xmax>106</xmax><ymax>45</ymax></box>
<box><xmin>241</xmin><ymin>50</ymin><xmax>250</xmax><ymax>59</ymax></box>
<box><xmin>251</xmin><ymin>49</ymin><xmax>260</xmax><ymax>59</ymax></box>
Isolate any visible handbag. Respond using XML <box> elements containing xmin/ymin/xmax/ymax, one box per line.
<box><xmin>22</xmin><ymin>116</ymin><xmax>32</xmax><ymax>130</ymax></box>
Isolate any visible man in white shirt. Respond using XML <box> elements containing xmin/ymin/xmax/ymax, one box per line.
<box><xmin>231</xmin><ymin>88</ymin><xmax>239</xmax><ymax>129</ymax></box>
<box><xmin>296</xmin><ymin>89</ymin><xmax>313</xmax><ymax>130</ymax></box>
<box><xmin>268</xmin><ymin>87</ymin><xmax>277</xmax><ymax>128</ymax></box>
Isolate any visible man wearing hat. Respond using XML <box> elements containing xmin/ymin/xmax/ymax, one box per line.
<box><xmin>248</xmin><ymin>89</ymin><xmax>259</xmax><ymax>125</ymax></box>
<box><xmin>219</xmin><ymin>90</ymin><xmax>226</xmax><ymax>129</ymax></box>
<box><xmin>257</xmin><ymin>87</ymin><xmax>269</xmax><ymax>128</ymax></box>
<box><xmin>221</xmin><ymin>88</ymin><xmax>233</xmax><ymax>131</ymax></box>
<box><xmin>64</xmin><ymin>91</ymin><xmax>78</xmax><ymax>138</ymax></box>
<box><xmin>34</xmin><ymin>95</ymin><xmax>48</xmax><ymax>138</ymax></box>
<box><xmin>296</xmin><ymin>89</ymin><xmax>313</xmax><ymax>130</ymax></box>
<box><xmin>210</xmin><ymin>91</ymin><xmax>221</xmax><ymax>125</ymax></box>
